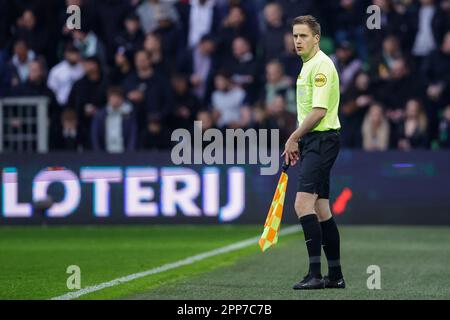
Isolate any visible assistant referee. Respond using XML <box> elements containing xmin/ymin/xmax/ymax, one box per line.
<box><xmin>282</xmin><ymin>15</ymin><xmax>345</xmax><ymax>290</ymax></box>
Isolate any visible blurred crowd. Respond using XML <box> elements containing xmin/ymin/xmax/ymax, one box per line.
<box><xmin>0</xmin><ymin>0</ymin><xmax>450</xmax><ymax>153</ymax></box>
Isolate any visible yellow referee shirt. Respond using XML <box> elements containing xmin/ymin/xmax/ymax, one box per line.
<box><xmin>296</xmin><ymin>50</ymin><xmax>341</xmax><ymax>132</ymax></box>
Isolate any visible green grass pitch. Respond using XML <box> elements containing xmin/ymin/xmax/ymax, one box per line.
<box><xmin>0</xmin><ymin>225</ymin><xmax>449</xmax><ymax>300</ymax></box>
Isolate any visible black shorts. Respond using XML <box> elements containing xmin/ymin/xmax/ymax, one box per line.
<box><xmin>297</xmin><ymin>129</ymin><xmax>340</xmax><ymax>199</ymax></box>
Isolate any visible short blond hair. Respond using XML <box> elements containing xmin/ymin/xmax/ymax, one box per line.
<box><xmin>292</xmin><ymin>15</ymin><xmax>321</xmax><ymax>37</ymax></box>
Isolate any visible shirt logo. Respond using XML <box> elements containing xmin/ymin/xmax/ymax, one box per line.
<box><xmin>314</xmin><ymin>73</ymin><xmax>327</xmax><ymax>87</ymax></box>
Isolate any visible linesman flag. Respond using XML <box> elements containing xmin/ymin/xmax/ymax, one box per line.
<box><xmin>259</xmin><ymin>162</ymin><xmax>290</xmax><ymax>252</ymax></box>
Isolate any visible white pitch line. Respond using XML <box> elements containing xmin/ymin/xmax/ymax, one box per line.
<box><xmin>51</xmin><ymin>225</ymin><xmax>300</xmax><ymax>300</ymax></box>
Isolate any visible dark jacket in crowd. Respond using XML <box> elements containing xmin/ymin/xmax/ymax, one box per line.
<box><xmin>177</xmin><ymin>48</ymin><xmax>218</xmax><ymax>105</ymax></box>
<box><xmin>50</xmin><ymin>125</ymin><xmax>88</xmax><ymax>151</ymax></box>
<box><xmin>422</xmin><ymin>49</ymin><xmax>450</xmax><ymax>99</ymax></box>
<box><xmin>397</xmin><ymin>122</ymin><xmax>429</xmax><ymax>149</ymax></box>
<box><xmin>224</xmin><ymin>55</ymin><xmax>262</xmax><ymax>104</ymax></box>
<box><xmin>175</xmin><ymin>1</ymin><xmax>221</xmax><ymax>49</ymax></box>
<box><xmin>67</xmin><ymin>75</ymin><xmax>108</xmax><ymax>135</ymax></box>
<box><xmin>261</xmin><ymin>24</ymin><xmax>287</xmax><ymax>63</ymax></box>
<box><xmin>122</xmin><ymin>70</ymin><xmax>173</xmax><ymax>128</ymax></box>
<box><xmin>90</xmin><ymin>105</ymin><xmax>137</xmax><ymax>152</ymax></box>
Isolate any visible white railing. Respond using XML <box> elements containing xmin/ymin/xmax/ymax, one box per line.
<box><xmin>0</xmin><ymin>97</ymin><xmax>49</xmax><ymax>153</ymax></box>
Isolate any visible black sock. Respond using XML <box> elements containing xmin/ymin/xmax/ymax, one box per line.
<box><xmin>299</xmin><ymin>214</ymin><xmax>322</xmax><ymax>277</ymax></box>
<box><xmin>320</xmin><ymin>217</ymin><xmax>343</xmax><ymax>280</ymax></box>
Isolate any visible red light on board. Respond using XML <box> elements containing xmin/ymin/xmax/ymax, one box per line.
<box><xmin>332</xmin><ymin>188</ymin><xmax>352</xmax><ymax>215</ymax></box>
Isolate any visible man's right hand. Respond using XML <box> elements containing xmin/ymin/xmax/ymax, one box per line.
<box><xmin>282</xmin><ymin>137</ymin><xmax>300</xmax><ymax>167</ymax></box>
<box><xmin>128</xmin><ymin>90</ymin><xmax>144</xmax><ymax>103</ymax></box>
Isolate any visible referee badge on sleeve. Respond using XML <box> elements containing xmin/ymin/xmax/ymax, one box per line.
<box><xmin>314</xmin><ymin>73</ymin><xmax>327</xmax><ymax>87</ymax></box>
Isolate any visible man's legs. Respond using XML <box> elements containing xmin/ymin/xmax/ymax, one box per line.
<box><xmin>316</xmin><ymin>199</ymin><xmax>345</xmax><ymax>287</ymax></box>
<box><xmin>293</xmin><ymin>192</ymin><xmax>324</xmax><ymax>289</ymax></box>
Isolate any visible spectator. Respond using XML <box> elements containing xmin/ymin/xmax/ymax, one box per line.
<box><xmin>153</xmin><ymin>5</ymin><xmax>182</xmax><ymax>63</ymax></box>
<box><xmin>251</xmin><ymin>101</ymin><xmax>277</xmax><ymax>132</ymax></box>
<box><xmin>439</xmin><ymin>0</ymin><xmax>450</xmax><ymax>35</ymax></box>
<box><xmin>67</xmin><ymin>57</ymin><xmax>108</xmax><ymax>144</ymax></box>
<box><xmin>378</xmin><ymin>58</ymin><xmax>423</xmax><ymax>113</ymax></box>
<box><xmin>263</xmin><ymin>60</ymin><xmax>296</xmax><ymax>114</ymax></box>
<box><xmin>0</xmin><ymin>49</ymin><xmax>13</xmax><ymax>96</ymax></box>
<box><xmin>123</xmin><ymin>49</ymin><xmax>173</xmax><ymax>131</ymax></box>
<box><xmin>197</xmin><ymin>108</ymin><xmax>215</xmax><ymax>132</ymax></box>
<box><xmin>8</xmin><ymin>59</ymin><xmax>60</xmax><ymax>133</ymax></box>
<box><xmin>10</xmin><ymin>39</ymin><xmax>35</xmax><ymax>86</ymax></box>
<box><xmin>224</xmin><ymin>36</ymin><xmax>261</xmax><ymax>104</ymax></box>
<box><xmin>139</xmin><ymin>114</ymin><xmax>172</xmax><ymax>150</ymax></box>
<box><xmin>110</xmin><ymin>46</ymin><xmax>132</xmax><ymax>85</ymax></box>
<box><xmin>50</xmin><ymin>108</ymin><xmax>87</xmax><ymax>151</ymax></box>
<box><xmin>169</xmin><ymin>73</ymin><xmax>201</xmax><ymax>131</ymax></box>
<box><xmin>195</xmin><ymin>108</ymin><xmax>217</xmax><ymax>149</ymax></box>
<box><xmin>57</xmin><ymin>1</ymin><xmax>97</xmax><ymax>62</ymax></box>
<box><xmin>0</xmin><ymin>0</ymin><xmax>9</xmax><ymax>48</ymax></box>
<box><xmin>261</xmin><ymin>2</ymin><xmax>286</xmax><ymax>62</ymax></box>
<box><xmin>330</xmin><ymin>40</ymin><xmax>362</xmax><ymax>94</ymax></box>
<box><xmin>47</xmin><ymin>44</ymin><xmax>85</xmax><ymax>107</ymax></box>
<box><xmin>137</xmin><ymin>0</ymin><xmax>179</xmax><ymax>34</ymax></box>
<box><xmin>8</xmin><ymin>59</ymin><xmax>58</xmax><ymax>111</ymax></box>
<box><xmin>12</xmin><ymin>9</ymin><xmax>48</xmax><ymax>55</ymax></box>
<box><xmin>211</xmin><ymin>70</ymin><xmax>250</xmax><ymax>129</ymax></box>
<box><xmin>397</xmin><ymin>99</ymin><xmax>429</xmax><ymax>150</ymax></box>
<box><xmin>217</xmin><ymin>4</ymin><xmax>256</xmax><ymax>61</ymax></box>
<box><xmin>91</xmin><ymin>87</ymin><xmax>137</xmax><ymax>153</ymax></box>
<box><xmin>143</xmin><ymin>33</ymin><xmax>171</xmax><ymax>75</ymax></box>
<box><xmin>362</xmin><ymin>103</ymin><xmax>390</xmax><ymax>151</ymax></box>
<box><xmin>411</xmin><ymin>0</ymin><xmax>443</xmax><ymax>65</ymax></box>
<box><xmin>334</xmin><ymin>0</ymin><xmax>367</xmax><ymax>61</ymax></box>
<box><xmin>178</xmin><ymin>34</ymin><xmax>217</xmax><ymax>105</ymax></box>
<box><xmin>422</xmin><ymin>30</ymin><xmax>450</xmax><ymax>108</ymax></box>
<box><xmin>438</xmin><ymin>104</ymin><xmax>450</xmax><ymax>148</ymax></box>
<box><xmin>71</xmin><ymin>26</ymin><xmax>107</xmax><ymax>66</ymax></box>
<box><xmin>114</xmin><ymin>12</ymin><xmax>145</xmax><ymax>64</ymax></box>
<box><xmin>370</xmin><ymin>35</ymin><xmax>404</xmax><ymax>82</ymax></box>
<box><xmin>176</xmin><ymin>0</ymin><xmax>220</xmax><ymax>49</ymax></box>
<box><xmin>366</xmin><ymin>0</ymin><xmax>414</xmax><ymax>58</ymax></box>
<box><xmin>93</xmin><ymin>0</ymin><xmax>133</xmax><ymax>64</ymax></box>
<box><xmin>422</xmin><ymin>30</ymin><xmax>450</xmax><ymax>139</ymax></box>
<box><xmin>341</xmin><ymin>71</ymin><xmax>374</xmax><ymax>148</ymax></box>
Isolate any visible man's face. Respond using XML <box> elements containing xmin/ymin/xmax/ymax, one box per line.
<box><xmin>444</xmin><ymin>106</ymin><xmax>450</xmax><ymax>121</ymax></box>
<box><xmin>391</xmin><ymin>59</ymin><xmax>407</xmax><ymax>79</ymax></box>
<box><xmin>293</xmin><ymin>24</ymin><xmax>319</xmax><ymax>58</ymax></box>
<box><xmin>214</xmin><ymin>75</ymin><xmax>228</xmax><ymax>91</ymax></box>
<box><xmin>228</xmin><ymin>7</ymin><xmax>245</xmax><ymax>27</ymax></box>
<box><xmin>266</xmin><ymin>63</ymin><xmax>283</xmax><ymax>83</ymax></box>
<box><xmin>199</xmin><ymin>40</ymin><xmax>215</xmax><ymax>55</ymax></box>
<box><xmin>28</xmin><ymin>62</ymin><xmax>43</xmax><ymax>82</ymax></box>
<box><xmin>232</xmin><ymin>38</ymin><xmax>249</xmax><ymax>58</ymax></box>
<box><xmin>65</xmin><ymin>51</ymin><xmax>81</xmax><ymax>65</ymax></box>
<box><xmin>442</xmin><ymin>32</ymin><xmax>450</xmax><ymax>54</ymax></box>
<box><xmin>14</xmin><ymin>42</ymin><xmax>28</xmax><ymax>62</ymax></box>
<box><xmin>125</xmin><ymin>19</ymin><xmax>140</xmax><ymax>34</ymax></box>
<box><xmin>109</xmin><ymin>94</ymin><xmax>124</xmax><ymax>109</ymax></box>
<box><xmin>264</xmin><ymin>4</ymin><xmax>282</xmax><ymax>27</ymax></box>
<box><xmin>83</xmin><ymin>60</ymin><xmax>99</xmax><ymax>78</ymax></box>
<box><xmin>135</xmin><ymin>52</ymin><xmax>151</xmax><ymax>71</ymax></box>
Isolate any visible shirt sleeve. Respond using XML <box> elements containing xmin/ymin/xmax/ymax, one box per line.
<box><xmin>311</xmin><ymin>61</ymin><xmax>334</xmax><ymax>110</ymax></box>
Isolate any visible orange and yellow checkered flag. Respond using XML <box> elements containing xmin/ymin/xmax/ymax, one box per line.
<box><xmin>259</xmin><ymin>163</ymin><xmax>289</xmax><ymax>252</ymax></box>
